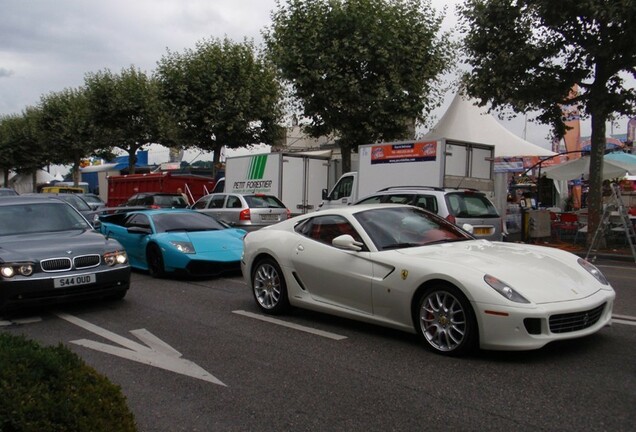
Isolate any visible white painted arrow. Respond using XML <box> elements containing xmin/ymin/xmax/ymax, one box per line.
<box><xmin>57</xmin><ymin>313</ymin><xmax>225</xmax><ymax>386</ymax></box>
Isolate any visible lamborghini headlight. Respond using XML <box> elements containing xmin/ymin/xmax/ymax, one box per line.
<box><xmin>104</xmin><ymin>250</ymin><xmax>128</xmax><ymax>266</ymax></box>
<box><xmin>484</xmin><ymin>274</ymin><xmax>530</xmax><ymax>303</ymax></box>
<box><xmin>578</xmin><ymin>258</ymin><xmax>609</xmax><ymax>285</ymax></box>
<box><xmin>170</xmin><ymin>241</ymin><xmax>195</xmax><ymax>254</ymax></box>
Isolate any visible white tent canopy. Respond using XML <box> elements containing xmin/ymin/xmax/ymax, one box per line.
<box><xmin>424</xmin><ymin>92</ymin><xmax>555</xmax><ymax>157</ymax></box>
<box><xmin>543</xmin><ymin>155</ymin><xmax>636</xmax><ymax>181</ymax></box>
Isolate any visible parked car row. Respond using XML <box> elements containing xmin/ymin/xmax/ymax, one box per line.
<box><xmin>0</xmin><ymin>187</ymin><xmax>616</xmax><ymax>358</ymax></box>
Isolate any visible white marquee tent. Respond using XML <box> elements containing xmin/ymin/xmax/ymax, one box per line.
<box><xmin>423</xmin><ymin>92</ymin><xmax>556</xmax><ymax>218</ymax></box>
<box><xmin>423</xmin><ymin>92</ymin><xmax>556</xmax><ymax>157</ymax></box>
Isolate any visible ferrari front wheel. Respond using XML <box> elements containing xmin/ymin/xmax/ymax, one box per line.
<box><xmin>415</xmin><ymin>284</ymin><xmax>477</xmax><ymax>356</ymax></box>
<box><xmin>252</xmin><ymin>258</ymin><xmax>289</xmax><ymax>314</ymax></box>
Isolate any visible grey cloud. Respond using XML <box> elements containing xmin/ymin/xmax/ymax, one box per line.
<box><xmin>0</xmin><ymin>68</ymin><xmax>15</xmax><ymax>78</ymax></box>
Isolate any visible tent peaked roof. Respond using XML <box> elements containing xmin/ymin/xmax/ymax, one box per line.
<box><xmin>424</xmin><ymin>92</ymin><xmax>555</xmax><ymax>157</ymax></box>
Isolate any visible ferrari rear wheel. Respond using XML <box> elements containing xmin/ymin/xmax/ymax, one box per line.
<box><xmin>147</xmin><ymin>243</ymin><xmax>165</xmax><ymax>278</ymax></box>
<box><xmin>416</xmin><ymin>285</ymin><xmax>477</xmax><ymax>356</ymax></box>
<box><xmin>252</xmin><ymin>258</ymin><xmax>289</xmax><ymax>314</ymax></box>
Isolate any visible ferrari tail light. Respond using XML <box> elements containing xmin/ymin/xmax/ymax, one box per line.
<box><xmin>445</xmin><ymin>214</ymin><xmax>456</xmax><ymax>224</ymax></box>
<box><xmin>239</xmin><ymin>208</ymin><xmax>251</xmax><ymax>221</ymax></box>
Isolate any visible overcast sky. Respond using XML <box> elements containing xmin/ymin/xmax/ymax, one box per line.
<box><xmin>1</xmin><ymin>0</ymin><xmax>629</xmax><ymax>160</ymax></box>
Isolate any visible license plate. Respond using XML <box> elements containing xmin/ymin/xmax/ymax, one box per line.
<box><xmin>54</xmin><ymin>274</ymin><xmax>96</xmax><ymax>288</ymax></box>
<box><xmin>474</xmin><ymin>227</ymin><xmax>493</xmax><ymax>236</ymax></box>
<box><xmin>260</xmin><ymin>214</ymin><xmax>279</xmax><ymax>221</ymax></box>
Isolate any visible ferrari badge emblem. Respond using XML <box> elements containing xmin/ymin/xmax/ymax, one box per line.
<box><xmin>401</xmin><ymin>269</ymin><xmax>408</xmax><ymax>280</ymax></box>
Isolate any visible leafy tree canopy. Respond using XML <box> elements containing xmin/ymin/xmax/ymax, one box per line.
<box><xmin>38</xmin><ymin>88</ymin><xmax>97</xmax><ymax>184</ymax></box>
<box><xmin>459</xmin><ymin>0</ymin><xmax>636</xmax><ymax>136</ymax></box>
<box><xmin>266</xmin><ymin>0</ymin><xmax>455</xmax><ymax>171</ymax></box>
<box><xmin>156</xmin><ymin>37</ymin><xmax>283</xmax><ymax>174</ymax></box>
<box><xmin>458</xmin><ymin>0</ymin><xmax>636</xmax><ymax>243</ymax></box>
<box><xmin>84</xmin><ymin>66</ymin><xmax>167</xmax><ymax>174</ymax></box>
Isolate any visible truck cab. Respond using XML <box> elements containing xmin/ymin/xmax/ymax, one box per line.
<box><xmin>319</xmin><ymin>172</ymin><xmax>358</xmax><ymax>210</ymax></box>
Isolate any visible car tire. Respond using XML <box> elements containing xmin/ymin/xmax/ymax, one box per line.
<box><xmin>147</xmin><ymin>244</ymin><xmax>165</xmax><ymax>278</ymax></box>
<box><xmin>415</xmin><ymin>284</ymin><xmax>477</xmax><ymax>356</ymax></box>
<box><xmin>251</xmin><ymin>257</ymin><xmax>290</xmax><ymax>315</ymax></box>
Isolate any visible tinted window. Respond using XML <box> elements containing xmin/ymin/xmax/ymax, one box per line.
<box><xmin>151</xmin><ymin>212</ymin><xmax>229</xmax><ymax>233</ymax></box>
<box><xmin>192</xmin><ymin>196</ymin><xmax>211</xmax><ymax>209</ymax></box>
<box><xmin>210</xmin><ymin>195</ymin><xmax>226</xmax><ymax>208</ymax></box>
<box><xmin>296</xmin><ymin>215</ymin><xmax>363</xmax><ymax>246</ymax></box>
<box><xmin>445</xmin><ymin>193</ymin><xmax>499</xmax><ymax>218</ymax></box>
<box><xmin>154</xmin><ymin>195</ymin><xmax>187</xmax><ymax>208</ymax></box>
<box><xmin>244</xmin><ymin>195</ymin><xmax>285</xmax><ymax>209</ymax></box>
<box><xmin>354</xmin><ymin>207</ymin><xmax>469</xmax><ymax>250</ymax></box>
<box><xmin>0</xmin><ymin>202</ymin><xmax>91</xmax><ymax>235</ymax></box>
<box><xmin>59</xmin><ymin>194</ymin><xmax>91</xmax><ymax>211</ymax></box>
<box><xmin>226</xmin><ymin>196</ymin><xmax>243</xmax><ymax>209</ymax></box>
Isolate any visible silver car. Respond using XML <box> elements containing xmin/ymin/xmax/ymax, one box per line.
<box><xmin>191</xmin><ymin>193</ymin><xmax>290</xmax><ymax>231</ymax></box>
<box><xmin>355</xmin><ymin>187</ymin><xmax>504</xmax><ymax>241</ymax></box>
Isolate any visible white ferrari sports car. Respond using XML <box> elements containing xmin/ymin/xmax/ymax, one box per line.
<box><xmin>241</xmin><ymin>204</ymin><xmax>615</xmax><ymax>356</ymax></box>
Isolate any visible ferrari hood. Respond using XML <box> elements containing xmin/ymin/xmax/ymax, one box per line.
<box><xmin>395</xmin><ymin>240</ymin><xmax>608</xmax><ymax>304</ymax></box>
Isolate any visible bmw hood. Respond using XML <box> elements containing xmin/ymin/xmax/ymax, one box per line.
<box><xmin>396</xmin><ymin>240</ymin><xmax>609</xmax><ymax>304</ymax></box>
<box><xmin>0</xmin><ymin>230</ymin><xmax>121</xmax><ymax>262</ymax></box>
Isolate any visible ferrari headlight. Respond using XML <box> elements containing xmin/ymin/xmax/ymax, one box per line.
<box><xmin>104</xmin><ymin>250</ymin><xmax>128</xmax><ymax>266</ymax></box>
<box><xmin>484</xmin><ymin>274</ymin><xmax>530</xmax><ymax>303</ymax></box>
<box><xmin>578</xmin><ymin>258</ymin><xmax>609</xmax><ymax>285</ymax></box>
<box><xmin>170</xmin><ymin>241</ymin><xmax>195</xmax><ymax>254</ymax></box>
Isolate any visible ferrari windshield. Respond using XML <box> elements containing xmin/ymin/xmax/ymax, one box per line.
<box><xmin>354</xmin><ymin>206</ymin><xmax>471</xmax><ymax>250</ymax></box>
<box><xmin>151</xmin><ymin>212</ymin><xmax>229</xmax><ymax>233</ymax></box>
<box><xmin>0</xmin><ymin>202</ymin><xmax>92</xmax><ymax>235</ymax></box>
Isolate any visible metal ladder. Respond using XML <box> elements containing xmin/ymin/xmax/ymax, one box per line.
<box><xmin>586</xmin><ymin>183</ymin><xmax>636</xmax><ymax>263</ymax></box>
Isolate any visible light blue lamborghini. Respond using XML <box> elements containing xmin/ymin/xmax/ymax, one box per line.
<box><xmin>98</xmin><ymin>209</ymin><xmax>246</xmax><ymax>278</ymax></box>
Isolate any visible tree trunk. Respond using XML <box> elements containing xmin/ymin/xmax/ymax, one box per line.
<box><xmin>128</xmin><ymin>149</ymin><xmax>137</xmax><ymax>175</ymax></box>
<box><xmin>32</xmin><ymin>170</ymin><xmax>38</xmax><ymax>193</ymax></box>
<box><xmin>586</xmin><ymin>114</ymin><xmax>606</xmax><ymax>246</ymax></box>
<box><xmin>340</xmin><ymin>145</ymin><xmax>351</xmax><ymax>173</ymax></box>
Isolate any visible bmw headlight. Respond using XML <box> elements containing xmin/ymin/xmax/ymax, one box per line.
<box><xmin>104</xmin><ymin>250</ymin><xmax>128</xmax><ymax>266</ymax></box>
<box><xmin>170</xmin><ymin>241</ymin><xmax>195</xmax><ymax>254</ymax></box>
<box><xmin>578</xmin><ymin>258</ymin><xmax>609</xmax><ymax>285</ymax></box>
<box><xmin>1</xmin><ymin>263</ymin><xmax>34</xmax><ymax>278</ymax></box>
<box><xmin>484</xmin><ymin>274</ymin><xmax>530</xmax><ymax>303</ymax></box>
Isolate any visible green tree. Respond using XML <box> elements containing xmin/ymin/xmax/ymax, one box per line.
<box><xmin>84</xmin><ymin>66</ymin><xmax>168</xmax><ymax>174</ymax></box>
<box><xmin>38</xmin><ymin>87</ymin><xmax>97</xmax><ymax>185</ymax></box>
<box><xmin>0</xmin><ymin>116</ymin><xmax>19</xmax><ymax>186</ymax></box>
<box><xmin>156</xmin><ymin>37</ymin><xmax>283</xmax><ymax>176</ymax></box>
<box><xmin>0</xmin><ymin>108</ymin><xmax>50</xmax><ymax>191</ymax></box>
<box><xmin>458</xmin><ymin>0</ymin><xmax>636</xmax><ymax>243</ymax></box>
<box><xmin>265</xmin><ymin>0</ymin><xmax>454</xmax><ymax>172</ymax></box>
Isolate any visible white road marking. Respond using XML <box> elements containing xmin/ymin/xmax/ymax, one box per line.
<box><xmin>613</xmin><ymin>319</ymin><xmax>636</xmax><ymax>326</ymax></box>
<box><xmin>0</xmin><ymin>317</ymin><xmax>42</xmax><ymax>326</ymax></box>
<box><xmin>56</xmin><ymin>313</ymin><xmax>225</xmax><ymax>386</ymax></box>
<box><xmin>612</xmin><ymin>314</ymin><xmax>636</xmax><ymax>321</ymax></box>
<box><xmin>233</xmin><ymin>310</ymin><xmax>348</xmax><ymax>340</ymax></box>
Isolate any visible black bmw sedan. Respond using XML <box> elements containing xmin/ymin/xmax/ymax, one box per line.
<box><xmin>0</xmin><ymin>196</ymin><xmax>131</xmax><ymax>315</ymax></box>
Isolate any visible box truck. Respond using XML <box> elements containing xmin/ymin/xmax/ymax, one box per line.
<box><xmin>319</xmin><ymin>140</ymin><xmax>495</xmax><ymax>209</ymax></box>
<box><xmin>223</xmin><ymin>152</ymin><xmax>330</xmax><ymax>215</ymax></box>
<box><xmin>106</xmin><ymin>172</ymin><xmax>216</xmax><ymax>207</ymax></box>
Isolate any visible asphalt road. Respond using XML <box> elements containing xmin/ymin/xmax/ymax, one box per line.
<box><xmin>2</xmin><ymin>259</ymin><xmax>635</xmax><ymax>432</ymax></box>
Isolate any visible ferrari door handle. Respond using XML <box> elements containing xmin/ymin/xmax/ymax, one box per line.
<box><xmin>295</xmin><ymin>245</ymin><xmax>304</xmax><ymax>253</ymax></box>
